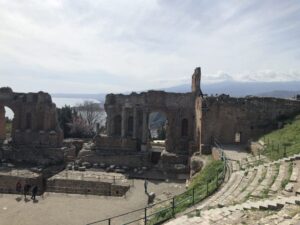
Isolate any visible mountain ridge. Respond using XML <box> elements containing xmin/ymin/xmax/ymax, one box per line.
<box><xmin>51</xmin><ymin>80</ymin><xmax>300</xmax><ymax>101</ymax></box>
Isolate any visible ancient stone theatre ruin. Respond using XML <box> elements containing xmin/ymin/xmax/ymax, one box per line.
<box><xmin>0</xmin><ymin>87</ymin><xmax>63</xmax><ymax>165</ymax></box>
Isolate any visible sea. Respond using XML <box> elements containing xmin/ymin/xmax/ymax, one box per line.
<box><xmin>5</xmin><ymin>97</ymin><xmax>101</xmax><ymax>119</ymax></box>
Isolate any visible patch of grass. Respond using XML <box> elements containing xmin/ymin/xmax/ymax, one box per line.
<box><xmin>147</xmin><ymin>160</ymin><xmax>225</xmax><ymax>224</ymax></box>
<box><xmin>5</xmin><ymin>121</ymin><xmax>12</xmax><ymax>136</ymax></box>
<box><xmin>270</xmin><ymin>164</ymin><xmax>280</xmax><ymax>186</ymax></box>
<box><xmin>262</xmin><ymin>188</ymin><xmax>269</xmax><ymax>198</ymax></box>
<box><xmin>189</xmin><ymin>160</ymin><xmax>224</xmax><ymax>189</ymax></box>
<box><xmin>260</xmin><ymin>115</ymin><xmax>300</xmax><ymax>161</ymax></box>
<box><xmin>258</xmin><ymin>168</ymin><xmax>267</xmax><ymax>184</ymax></box>
<box><xmin>281</xmin><ymin>162</ymin><xmax>293</xmax><ymax>189</ymax></box>
<box><xmin>245</xmin><ymin>192</ymin><xmax>251</xmax><ymax>201</ymax></box>
<box><xmin>241</xmin><ymin>186</ymin><xmax>247</xmax><ymax>193</ymax></box>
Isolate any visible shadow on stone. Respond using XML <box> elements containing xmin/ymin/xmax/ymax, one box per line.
<box><xmin>15</xmin><ymin>196</ymin><xmax>22</xmax><ymax>202</ymax></box>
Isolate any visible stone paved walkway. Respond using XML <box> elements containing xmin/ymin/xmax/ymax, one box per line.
<box><xmin>0</xmin><ymin>179</ymin><xmax>185</xmax><ymax>225</ymax></box>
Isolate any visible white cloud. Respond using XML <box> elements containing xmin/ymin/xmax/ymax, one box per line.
<box><xmin>0</xmin><ymin>0</ymin><xmax>300</xmax><ymax>93</ymax></box>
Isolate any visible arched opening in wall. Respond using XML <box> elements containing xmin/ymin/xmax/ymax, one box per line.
<box><xmin>148</xmin><ymin>111</ymin><xmax>167</xmax><ymax>164</ymax></box>
<box><xmin>235</xmin><ymin>132</ymin><xmax>241</xmax><ymax>143</ymax></box>
<box><xmin>0</xmin><ymin>106</ymin><xmax>15</xmax><ymax>145</ymax></box>
<box><xmin>113</xmin><ymin>115</ymin><xmax>122</xmax><ymax>136</ymax></box>
<box><xmin>181</xmin><ymin>119</ymin><xmax>188</xmax><ymax>137</ymax></box>
<box><xmin>148</xmin><ymin>112</ymin><xmax>167</xmax><ymax>141</ymax></box>
<box><xmin>127</xmin><ymin>116</ymin><xmax>133</xmax><ymax>137</ymax></box>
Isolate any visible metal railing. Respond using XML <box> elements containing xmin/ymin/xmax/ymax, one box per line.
<box><xmin>86</xmin><ymin>141</ymin><xmax>228</xmax><ymax>225</ymax></box>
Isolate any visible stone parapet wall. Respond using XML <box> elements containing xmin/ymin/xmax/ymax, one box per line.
<box><xmin>0</xmin><ymin>169</ymin><xmax>43</xmax><ymax>194</ymax></box>
<box><xmin>46</xmin><ymin>171</ymin><xmax>130</xmax><ymax>196</ymax></box>
<box><xmin>94</xmin><ymin>135</ymin><xmax>137</xmax><ymax>151</ymax></box>
<box><xmin>47</xmin><ymin>180</ymin><xmax>129</xmax><ymax>196</ymax></box>
<box><xmin>201</xmin><ymin>95</ymin><xmax>300</xmax><ymax>147</ymax></box>
<box><xmin>78</xmin><ymin>150</ymin><xmax>151</xmax><ymax>168</ymax></box>
<box><xmin>2</xmin><ymin>146</ymin><xmax>64</xmax><ymax>166</ymax></box>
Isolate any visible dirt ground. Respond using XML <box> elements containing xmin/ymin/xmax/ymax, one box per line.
<box><xmin>0</xmin><ymin>179</ymin><xmax>185</xmax><ymax>225</ymax></box>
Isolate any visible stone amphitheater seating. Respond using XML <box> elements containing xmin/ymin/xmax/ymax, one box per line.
<box><xmin>166</xmin><ymin>153</ymin><xmax>300</xmax><ymax>225</ymax></box>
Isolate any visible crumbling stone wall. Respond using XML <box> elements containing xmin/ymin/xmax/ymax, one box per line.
<box><xmin>103</xmin><ymin>68</ymin><xmax>202</xmax><ymax>155</ymax></box>
<box><xmin>200</xmin><ymin>94</ymin><xmax>300</xmax><ymax>148</ymax></box>
<box><xmin>0</xmin><ymin>87</ymin><xmax>63</xmax><ymax>147</ymax></box>
<box><xmin>47</xmin><ymin>171</ymin><xmax>130</xmax><ymax>196</ymax></box>
<box><xmin>0</xmin><ymin>169</ymin><xmax>43</xmax><ymax>194</ymax></box>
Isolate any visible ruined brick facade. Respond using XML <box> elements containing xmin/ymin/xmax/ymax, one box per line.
<box><xmin>200</xmin><ymin>95</ymin><xmax>300</xmax><ymax>149</ymax></box>
<box><xmin>102</xmin><ymin>67</ymin><xmax>300</xmax><ymax>159</ymax></box>
<box><xmin>1</xmin><ymin>67</ymin><xmax>300</xmax><ymax>174</ymax></box>
<box><xmin>0</xmin><ymin>87</ymin><xmax>63</xmax><ymax>147</ymax></box>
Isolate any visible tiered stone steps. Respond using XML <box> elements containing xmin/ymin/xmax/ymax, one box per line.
<box><xmin>251</xmin><ymin>163</ymin><xmax>277</xmax><ymax>197</ymax></box>
<box><xmin>222</xmin><ymin>168</ymin><xmax>257</xmax><ymax>205</ymax></box>
<box><xmin>166</xmin><ymin>153</ymin><xmax>300</xmax><ymax>225</ymax></box>
<box><xmin>270</xmin><ymin>162</ymin><xmax>288</xmax><ymax>193</ymax></box>
<box><xmin>166</xmin><ymin>196</ymin><xmax>300</xmax><ymax>225</ymax></box>
<box><xmin>284</xmin><ymin>161</ymin><xmax>299</xmax><ymax>192</ymax></box>
<box><xmin>240</xmin><ymin>155</ymin><xmax>269</xmax><ymax>170</ymax></box>
<box><xmin>197</xmin><ymin>171</ymin><xmax>244</xmax><ymax>210</ymax></box>
<box><xmin>235</xmin><ymin>165</ymin><xmax>265</xmax><ymax>202</ymax></box>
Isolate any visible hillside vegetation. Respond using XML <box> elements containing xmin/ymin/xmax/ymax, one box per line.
<box><xmin>260</xmin><ymin>114</ymin><xmax>300</xmax><ymax>160</ymax></box>
<box><xmin>5</xmin><ymin>121</ymin><xmax>12</xmax><ymax>137</ymax></box>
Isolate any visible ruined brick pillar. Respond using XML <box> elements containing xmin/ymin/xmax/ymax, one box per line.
<box><xmin>142</xmin><ymin>110</ymin><xmax>148</xmax><ymax>144</ymax></box>
<box><xmin>192</xmin><ymin>67</ymin><xmax>201</xmax><ymax>94</ymax></box>
<box><xmin>106</xmin><ymin>112</ymin><xmax>112</xmax><ymax>136</ymax></box>
<box><xmin>0</xmin><ymin>106</ymin><xmax>5</xmax><ymax>143</ymax></box>
<box><xmin>121</xmin><ymin>107</ymin><xmax>126</xmax><ymax>138</ymax></box>
<box><xmin>132</xmin><ymin>107</ymin><xmax>137</xmax><ymax>139</ymax></box>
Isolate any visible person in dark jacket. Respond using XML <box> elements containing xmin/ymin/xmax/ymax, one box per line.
<box><xmin>16</xmin><ymin>180</ymin><xmax>22</xmax><ymax>195</ymax></box>
<box><xmin>23</xmin><ymin>183</ymin><xmax>31</xmax><ymax>199</ymax></box>
<box><xmin>31</xmin><ymin>185</ymin><xmax>38</xmax><ymax>200</ymax></box>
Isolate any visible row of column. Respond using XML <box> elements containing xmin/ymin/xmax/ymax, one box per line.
<box><xmin>119</xmin><ymin>107</ymin><xmax>148</xmax><ymax>144</ymax></box>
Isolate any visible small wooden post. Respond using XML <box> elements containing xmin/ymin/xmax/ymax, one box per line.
<box><xmin>192</xmin><ymin>188</ymin><xmax>195</xmax><ymax>205</ymax></box>
<box><xmin>144</xmin><ymin>207</ymin><xmax>147</xmax><ymax>225</ymax></box>
<box><xmin>206</xmin><ymin>181</ymin><xmax>209</xmax><ymax>195</ymax></box>
<box><xmin>172</xmin><ymin>197</ymin><xmax>175</xmax><ymax>217</ymax></box>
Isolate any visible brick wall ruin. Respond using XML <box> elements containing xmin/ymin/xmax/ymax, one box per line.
<box><xmin>1</xmin><ymin>67</ymin><xmax>300</xmax><ymax>179</ymax></box>
<box><xmin>104</xmin><ymin>91</ymin><xmax>196</xmax><ymax>154</ymax></box>
<box><xmin>199</xmin><ymin>94</ymin><xmax>300</xmax><ymax>149</ymax></box>
<box><xmin>0</xmin><ymin>87</ymin><xmax>63</xmax><ymax>147</ymax></box>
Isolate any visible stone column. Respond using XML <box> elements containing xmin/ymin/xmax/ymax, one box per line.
<box><xmin>132</xmin><ymin>107</ymin><xmax>137</xmax><ymax>139</ymax></box>
<box><xmin>142</xmin><ymin>110</ymin><xmax>148</xmax><ymax>144</ymax></box>
<box><xmin>106</xmin><ymin>112</ymin><xmax>111</xmax><ymax>136</ymax></box>
<box><xmin>0</xmin><ymin>106</ymin><xmax>5</xmax><ymax>143</ymax></box>
<box><xmin>121</xmin><ymin>107</ymin><xmax>126</xmax><ymax>138</ymax></box>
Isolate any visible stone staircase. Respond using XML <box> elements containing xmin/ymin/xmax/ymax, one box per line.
<box><xmin>167</xmin><ymin>196</ymin><xmax>300</xmax><ymax>225</ymax></box>
<box><xmin>165</xmin><ymin>153</ymin><xmax>300</xmax><ymax>225</ymax></box>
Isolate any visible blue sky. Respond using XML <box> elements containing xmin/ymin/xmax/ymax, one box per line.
<box><xmin>0</xmin><ymin>0</ymin><xmax>300</xmax><ymax>93</ymax></box>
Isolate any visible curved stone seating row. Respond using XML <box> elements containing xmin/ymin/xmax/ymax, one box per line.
<box><xmin>221</xmin><ymin>169</ymin><xmax>257</xmax><ymax>206</ymax></box>
<box><xmin>166</xmin><ymin>195</ymin><xmax>300</xmax><ymax>225</ymax></box>
<box><xmin>251</xmin><ymin>163</ymin><xmax>277</xmax><ymax>197</ymax></box>
<box><xmin>270</xmin><ymin>162</ymin><xmax>289</xmax><ymax>193</ymax></box>
<box><xmin>196</xmin><ymin>171</ymin><xmax>244</xmax><ymax>210</ymax></box>
<box><xmin>166</xmin><ymin>153</ymin><xmax>300</xmax><ymax>225</ymax></box>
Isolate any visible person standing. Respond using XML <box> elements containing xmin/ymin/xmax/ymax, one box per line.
<box><xmin>16</xmin><ymin>180</ymin><xmax>22</xmax><ymax>196</ymax></box>
<box><xmin>144</xmin><ymin>179</ymin><xmax>148</xmax><ymax>194</ymax></box>
<box><xmin>31</xmin><ymin>185</ymin><xmax>38</xmax><ymax>201</ymax></box>
<box><xmin>23</xmin><ymin>183</ymin><xmax>31</xmax><ymax>199</ymax></box>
